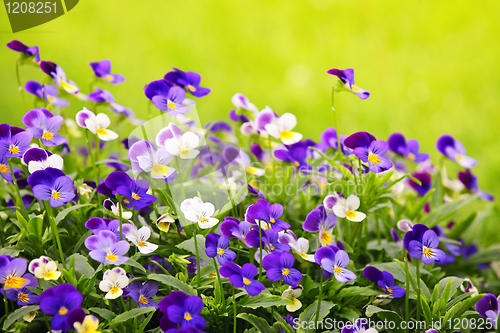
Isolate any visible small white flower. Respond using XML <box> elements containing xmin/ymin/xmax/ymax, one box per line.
<box><xmin>397</xmin><ymin>219</ymin><xmax>413</xmax><ymax>232</ymax></box>
<box><xmin>287</xmin><ymin>237</ymin><xmax>315</xmax><ymax>262</ymax></box>
<box><xmin>99</xmin><ymin>267</ymin><xmax>129</xmax><ymax>299</ymax></box>
<box><xmin>125</xmin><ymin>225</ymin><xmax>158</xmax><ymax>254</ymax></box>
<box><xmin>282</xmin><ymin>285</ymin><xmax>303</xmax><ymax>312</ymax></box>
<box><xmin>105</xmin><ymin>200</ymin><xmax>133</xmax><ymax>219</ymax></box>
<box><xmin>180</xmin><ymin>196</ymin><xmax>219</xmax><ymax>229</ymax></box>
<box><xmin>156</xmin><ymin>212</ymin><xmax>176</xmax><ymax>232</ymax></box>
<box><xmin>79</xmin><ymin>184</ymin><xmax>93</xmax><ymax>196</ymax></box>
<box><xmin>158</xmin><ymin>123</ymin><xmax>200</xmax><ymax>159</ymax></box>
<box><xmin>332</xmin><ymin>194</ymin><xmax>366</xmax><ymax>222</ymax></box>
<box><xmin>264</xmin><ymin>113</ymin><xmax>303</xmax><ymax>145</ymax></box>
<box><xmin>246</xmin><ymin>165</ymin><xmax>265</xmax><ymax>176</ymax></box>
<box><xmin>75</xmin><ymin>108</ymin><xmax>118</xmax><ymax>141</ymax></box>
<box><xmin>28</xmin><ymin>153</ymin><xmax>64</xmax><ymax>174</ymax></box>
<box><xmin>29</xmin><ymin>256</ymin><xmax>61</xmax><ymax>281</ymax></box>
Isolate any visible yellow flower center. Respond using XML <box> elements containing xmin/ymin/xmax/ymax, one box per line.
<box><xmin>270</xmin><ymin>218</ymin><xmax>276</xmax><ymax>223</ymax></box>
<box><xmin>60</xmin><ymin>80</ymin><xmax>73</xmax><ymax>90</ymax></box>
<box><xmin>152</xmin><ymin>164</ymin><xmax>166</xmax><ymax>176</ymax></box>
<box><xmin>138</xmin><ymin>241</ymin><xmax>146</xmax><ymax>247</ymax></box>
<box><xmin>457</xmin><ymin>155</ymin><xmax>463</xmax><ymax>161</ymax></box>
<box><xmin>42</xmin><ymin>131</ymin><xmax>53</xmax><ymax>140</ymax></box>
<box><xmin>43</xmin><ymin>271</ymin><xmax>58</xmax><ymax>280</ymax></box>
<box><xmin>243</xmin><ymin>278</ymin><xmax>251</xmax><ymax>285</ymax></box>
<box><xmin>368</xmin><ymin>154</ymin><xmax>380</xmax><ymax>164</ymax></box>
<box><xmin>59</xmin><ymin>307</ymin><xmax>68</xmax><ymax>315</ymax></box>
<box><xmin>132</xmin><ymin>193</ymin><xmax>141</xmax><ymax>200</ymax></box>
<box><xmin>423</xmin><ymin>247</ymin><xmax>433</xmax><ymax>257</ymax></box>
<box><xmin>247</xmin><ymin>166</ymin><xmax>257</xmax><ymax>173</ymax></box>
<box><xmin>105</xmin><ymin>74</ymin><xmax>114</xmax><ymax>82</ymax></box>
<box><xmin>217</xmin><ymin>248</ymin><xmax>224</xmax><ymax>255</ymax></box>
<box><xmin>242</xmin><ymin>236</ymin><xmax>246</xmax><ymax>243</ymax></box>
<box><xmin>96</xmin><ymin>128</ymin><xmax>107</xmax><ymax>135</ymax></box>
<box><xmin>139</xmin><ymin>296</ymin><xmax>148</xmax><ymax>304</ymax></box>
<box><xmin>17</xmin><ymin>293</ymin><xmax>29</xmax><ymax>303</ymax></box>
<box><xmin>294</xmin><ymin>161</ymin><xmax>300</xmax><ymax>166</ymax></box>
<box><xmin>9</xmin><ymin>145</ymin><xmax>20</xmax><ymax>155</ymax></box>
<box><xmin>334</xmin><ymin>267</ymin><xmax>342</xmax><ymax>274</ymax></box>
<box><xmin>387</xmin><ymin>287</ymin><xmax>393</xmax><ymax>293</ymax></box>
<box><xmin>321</xmin><ymin>232</ymin><xmax>332</xmax><ymax>245</ymax></box>
<box><xmin>4</xmin><ymin>277</ymin><xmax>28</xmax><ymax>289</ymax></box>
<box><xmin>106</xmin><ymin>254</ymin><xmax>118</xmax><ymax>262</ymax></box>
<box><xmin>345</xmin><ymin>210</ymin><xmax>357</xmax><ymax>220</ymax></box>
<box><xmin>280</xmin><ymin>130</ymin><xmax>294</xmax><ymax>140</ymax></box>
<box><xmin>167</xmin><ymin>101</ymin><xmax>176</xmax><ymax>109</ymax></box>
<box><xmin>51</xmin><ymin>191</ymin><xmax>62</xmax><ymax>200</ymax></box>
<box><xmin>123</xmin><ymin>199</ymin><xmax>130</xmax><ymax>204</ymax></box>
<box><xmin>282</xmin><ymin>268</ymin><xmax>290</xmax><ymax>276</ymax></box>
<box><xmin>408</xmin><ymin>153</ymin><xmax>415</xmax><ymax>161</ymax></box>
<box><xmin>188</xmin><ymin>85</ymin><xmax>196</xmax><ymax>92</ymax></box>
<box><xmin>199</xmin><ymin>216</ymin><xmax>208</xmax><ymax>223</ymax></box>
<box><xmin>48</xmin><ymin>96</ymin><xmax>55</xmax><ymax>102</ymax></box>
<box><xmin>110</xmin><ymin>286</ymin><xmax>120</xmax><ymax>294</ymax></box>
<box><xmin>269</xmin><ymin>244</ymin><xmax>275</xmax><ymax>251</ymax></box>
<box><xmin>0</xmin><ymin>164</ymin><xmax>8</xmax><ymax>173</ymax></box>
<box><xmin>180</xmin><ymin>148</ymin><xmax>189</xmax><ymax>157</ymax></box>
<box><xmin>300</xmin><ymin>252</ymin><xmax>308</xmax><ymax>258</ymax></box>
<box><xmin>184</xmin><ymin>312</ymin><xmax>192</xmax><ymax>320</ymax></box>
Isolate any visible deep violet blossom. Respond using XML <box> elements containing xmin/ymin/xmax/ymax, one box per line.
<box><xmin>303</xmin><ymin>204</ymin><xmax>337</xmax><ymax>246</ymax></box>
<box><xmin>89</xmin><ymin>59</ymin><xmax>125</xmax><ymax>84</ymax></box>
<box><xmin>387</xmin><ymin>133</ymin><xmax>429</xmax><ymax>163</ymax></box>
<box><xmin>345</xmin><ymin>132</ymin><xmax>392</xmax><ymax>173</ymax></box>
<box><xmin>164</xmin><ymin>68</ymin><xmax>211</xmax><ymax>98</ymax></box>
<box><xmin>104</xmin><ymin>171</ymin><xmax>157</xmax><ymax>210</ymax></box>
<box><xmin>84</xmin><ymin>230</ymin><xmax>130</xmax><ymax>265</ymax></box>
<box><xmin>408</xmin><ymin>172</ymin><xmax>432</xmax><ymax>196</ymax></box>
<box><xmin>219</xmin><ymin>262</ymin><xmax>265</xmax><ymax>296</ymax></box>
<box><xmin>6</xmin><ymin>40</ymin><xmax>40</xmax><ymax>63</ymax></box>
<box><xmin>25</xmin><ymin>81</ymin><xmax>69</xmax><ymax>107</ymax></box>
<box><xmin>314</xmin><ymin>245</ymin><xmax>356</xmax><ymax>282</ymax></box>
<box><xmin>84</xmin><ymin>217</ymin><xmax>133</xmax><ymax>240</ymax></box>
<box><xmin>0</xmin><ymin>123</ymin><xmax>33</xmax><ymax>158</ymax></box>
<box><xmin>40</xmin><ymin>61</ymin><xmax>80</xmax><ymax>94</ymax></box>
<box><xmin>22</xmin><ymin>108</ymin><xmax>66</xmax><ymax>146</ymax></box>
<box><xmin>436</xmin><ymin>135</ymin><xmax>477</xmax><ymax>168</ymax></box>
<box><xmin>0</xmin><ymin>257</ymin><xmax>30</xmax><ymax>290</ymax></box>
<box><xmin>458</xmin><ymin>169</ymin><xmax>494</xmax><ymax>201</ymax></box>
<box><xmin>4</xmin><ymin>273</ymin><xmax>39</xmax><ymax>305</ymax></box>
<box><xmin>363</xmin><ymin>266</ymin><xmax>406</xmax><ymax>298</ymax></box>
<box><xmin>145</xmin><ymin>79</ymin><xmax>190</xmax><ymax>115</ymax></box>
<box><xmin>27</xmin><ymin>168</ymin><xmax>75</xmax><ymax>207</ymax></box>
<box><xmin>219</xmin><ymin>216</ymin><xmax>252</xmax><ymax>247</ymax></box>
<box><xmin>274</xmin><ymin>141</ymin><xmax>311</xmax><ymax>170</ymax></box>
<box><xmin>404</xmin><ymin>224</ymin><xmax>446</xmax><ymax>264</ymax></box>
<box><xmin>327</xmin><ymin>68</ymin><xmax>370</xmax><ymax>100</ymax></box>
<box><xmin>39</xmin><ymin>283</ymin><xmax>83</xmax><ymax>331</ymax></box>
<box><xmin>245</xmin><ymin>199</ymin><xmax>290</xmax><ymax>232</ymax></box>
<box><xmin>246</xmin><ymin>228</ymin><xmax>290</xmax><ymax>253</ymax></box>
<box><xmin>125</xmin><ymin>280</ymin><xmax>159</xmax><ymax>308</ymax></box>
<box><xmin>262</xmin><ymin>252</ymin><xmax>302</xmax><ymax>286</ymax></box>
<box><xmin>474</xmin><ymin>293</ymin><xmax>499</xmax><ymax>329</ymax></box>
<box><xmin>205</xmin><ymin>233</ymin><xmax>236</xmax><ymax>265</ymax></box>
<box><xmin>159</xmin><ymin>290</ymin><xmax>206</xmax><ymax>332</ymax></box>
<box><xmin>0</xmin><ymin>154</ymin><xmax>20</xmax><ymax>182</ymax></box>
<box><xmin>321</xmin><ymin>127</ymin><xmax>351</xmax><ymax>155</ymax></box>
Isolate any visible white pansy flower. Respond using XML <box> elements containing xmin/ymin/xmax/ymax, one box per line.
<box><xmin>264</xmin><ymin>113</ymin><xmax>303</xmax><ymax>145</ymax></box>
<box><xmin>28</xmin><ymin>256</ymin><xmax>61</xmax><ymax>281</ymax></box>
<box><xmin>125</xmin><ymin>225</ymin><xmax>158</xmax><ymax>254</ymax></box>
<box><xmin>180</xmin><ymin>196</ymin><xmax>219</xmax><ymax>229</ymax></box>
<box><xmin>332</xmin><ymin>194</ymin><xmax>366</xmax><ymax>222</ymax></box>
<box><xmin>99</xmin><ymin>267</ymin><xmax>129</xmax><ymax>299</ymax></box>
<box><xmin>75</xmin><ymin>108</ymin><xmax>118</xmax><ymax>141</ymax></box>
<box><xmin>282</xmin><ymin>285</ymin><xmax>303</xmax><ymax>312</ymax></box>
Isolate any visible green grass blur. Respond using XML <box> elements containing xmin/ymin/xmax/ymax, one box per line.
<box><xmin>0</xmin><ymin>0</ymin><xmax>498</xmax><ymax>243</ymax></box>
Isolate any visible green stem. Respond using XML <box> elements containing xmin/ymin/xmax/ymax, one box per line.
<box><xmin>314</xmin><ymin>268</ymin><xmax>324</xmax><ymax>330</ymax></box>
<box><xmin>232</xmin><ymin>287</ymin><xmax>237</xmax><ymax>333</ymax></box>
<box><xmin>7</xmin><ymin>158</ymin><xmax>28</xmax><ymax>219</ymax></box>
<box><xmin>258</xmin><ymin>224</ymin><xmax>263</xmax><ymax>281</ymax></box>
<box><xmin>416</xmin><ymin>259</ymin><xmax>421</xmax><ymax>323</ymax></box>
<box><xmin>404</xmin><ymin>251</ymin><xmax>410</xmax><ymax>333</ymax></box>
<box><xmin>119</xmin><ymin>202</ymin><xmax>124</xmax><ymax>240</ymax></box>
<box><xmin>44</xmin><ymin>201</ymin><xmax>66</xmax><ymax>269</ymax></box>
<box><xmin>3</xmin><ymin>289</ymin><xmax>9</xmax><ymax>317</ymax></box>
<box><xmin>15</xmin><ymin>57</ymin><xmax>27</xmax><ymax>111</ymax></box>
<box><xmin>213</xmin><ymin>258</ymin><xmax>225</xmax><ymax>307</ymax></box>
<box><xmin>193</xmin><ymin>226</ymin><xmax>201</xmax><ymax>291</ymax></box>
<box><xmin>353</xmin><ymin>221</ymin><xmax>363</xmax><ymax>265</ymax></box>
<box><xmin>331</xmin><ymin>86</ymin><xmax>342</xmax><ymax>158</ymax></box>
<box><xmin>85</xmin><ymin>130</ymin><xmax>100</xmax><ymax>186</ymax></box>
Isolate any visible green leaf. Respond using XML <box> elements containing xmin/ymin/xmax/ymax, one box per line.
<box><xmin>408</xmin><ymin>189</ymin><xmax>435</xmax><ymax>219</ymax></box>
<box><xmin>88</xmin><ymin>307</ymin><xmax>117</xmax><ymax>321</ymax></box>
<box><xmin>27</xmin><ymin>216</ymin><xmax>43</xmax><ymax>237</ymax></box>
<box><xmin>438</xmin><ymin>277</ymin><xmax>463</xmax><ymax>303</ymax></box>
<box><xmin>239</xmin><ymin>293</ymin><xmax>293</xmax><ymax>309</ymax></box>
<box><xmin>431</xmin><ymin>168</ymin><xmax>443</xmax><ymax>209</ymax></box>
<box><xmin>0</xmin><ymin>246</ymin><xmax>23</xmax><ymax>256</ymax></box>
<box><xmin>420</xmin><ymin>194</ymin><xmax>479</xmax><ymax>227</ymax></box>
<box><xmin>394</xmin><ymin>260</ymin><xmax>431</xmax><ymax>300</ymax></box>
<box><xmin>448</xmin><ymin>212</ymin><xmax>477</xmax><ymax>239</ymax></box>
<box><xmin>443</xmin><ymin>294</ymin><xmax>484</xmax><ymax>325</ymax></box>
<box><xmin>176</xmin><ymin>235</ymin><xmax>214</xmax><ymax>268</ymax></box>
<box><xmin>366</xmin><ymin>305</ymin><xmax>403</xmax><ymax>330</ymax></box>
<box><xmin>336</xmin><ymin>286</ymin><xmax>382</xmax><ymax>298</ymax></box>
<box><xmin>108</xmin><ymin>307</ymin><xmax>156</xmax><ymax>328</ymax></box>
<box><xmin>73</xmin><ymin>230</ymin><xmax>92</xmax><ymax>253</ymax></box>
<box><xmin>237</xmin><ymin>313</ymin><xmax>275</xmax><ymax>333</ymax></box>
<box><xmin>466</xmin><ymin>248</ymin><xmax>500</xmax><ymax>265</ymax></box>
<box><xmin>15</xmin><ymin>211</ymin><xmax>28</xmax><ymax>230</ymax></box>
<box><xmin>65</xmin><ymin>253</ymin><xmax>94</xmax><ymax>278</ymax></box>
<box><xmin>55</xmin><ymin>203</ymin><xmax>95</xmax><ymax>225</ymax></box>
<box><xmin>273</xmin><ymin>313</ymin><xmax>295</xmax><ymax>333</ymax></box>
<box><xmin>297</xmin><ymin>301</ymin><xmax>335</xmax><ymax>333</ymax></box>
<box><xmin>126</xmin><ymin>258</ymin><xmax>147</xmax><ymax>274</ymax></box>
<box><xmin>2</xmin><ymin>305</ymin><xmax>39</xmax><ymax>330</ymax></box>
<box><xmin>421</xmin><ymin>296</ymin><xmax>432</xmax><ymax>324</ymax></box>
<box><xmin>137</xmin><ymin>309</ymin><xmax>156</xmax><ymax>332</ymax></box>
<box><xmin>148</xmin><ymin>273</ymin><xmax>197</xmax><ymax>295</ymax></box>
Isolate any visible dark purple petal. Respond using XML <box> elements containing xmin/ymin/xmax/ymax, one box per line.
<box><xmin>363</xmin><ymin>266</ymin><xmax>383</xmax><ymax>283</ymax></box>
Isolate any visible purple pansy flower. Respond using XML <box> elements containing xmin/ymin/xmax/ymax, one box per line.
<box><xmin>27</xmin><ymin>168</ymin><xmax>75</xmax><ymax>207</ymax></box>
<box><xmin>84</xmin><ymin>217</ymin><xmax>133</xmax><ymax>240</ymax></box>
<box><xmin>125</xmin><ymin>280</ymin><xmax>159</xmax><ymax>308</ymax></box>
<box><xmin>89</xmin><ymin>59</ymin><xmax>125</xmax><ymax>84</ymax></box>
<box><xmin>84</xmin><ymin>230</ymin><xmax>130</xmax><ymax>265</ymax></box>
<box><xmin>6</xmin><ymin>40</ymin><xmax>40</xmax><ymax>63</ymax></box>
<box><xmin>0</xmin><ymin>257</ymin><xmax>30</xmax><ymax>290</ymax></box>
<box><xmin>219</xmin><ymin>216</ymin><xmax>252</xmax><ymax>247</ymax></box>
<box><xmin>0</xmin><ymin>123</ymin><xmax>33</xmax><ymax>158</ymax></box>
<box><xmin>404</xmin><ymin>224</ymin><xmax>446</xmax><ymax>264</ymax></box>
<box><xmin>205</xmin><ymin>234</ymin><xmax>236</xmax><ymax>265</ymax></box>
<box><xmin>458</xmin><ymin>169</ymin><xmax>494</xmax><ymax>201</ymax></box>
<box><xmin>391</xmin><ymin>228</ymin><xmax>402</xmax><ymax>244</ymax></box>
<box><xmin>388</xmin><ymin>133</ymin><xmax>429</xmax><ymax>163</ymax></box>
<box><xmin>341</xmin><ymin>318</ymin><xmax>377</xmax><ymax>333</ymax></box>
<box><xmin>245</xmin><ymin>199</ymin><xmax>290</xmax><ymax>232</ymax></box>
<box><xmin>345</xmin><ymin>132</ymin><xmax>392</xmax><ymax>173</ymax></box>
<box><xmin>475</xmin><ymin>293</ymin><xmax>499</xmax><ymax>329</ymax></box>
<box><xmin>436</xmin><ymin>135</ymin><xmax>477</xmax><ymax>168</ymax></box>
<box><xmin>262</xmin><ymin>252</ymin><xmax>302</xmax><ymax>286</ymax></box>
<box><xmin>219</xmin><ymin>262</ymin><xmax>265</xmax><ymax>296</ymax></box>
<box><xmin>22</xmin><ymin>108</ymin><xmax>66</xmax><ymax>146</ymax></box>
<box><xmin>39</xmin><ymin>283</ymin><xmax>83</xmax><ymax>331</ymax></box>
<box><xmin>327</xmin><ymin>68</ymin><xmax>370</xmax><ymax>100</ymax></box>
<box><xmin>0</xmin><ymin>155</ymin><xmax>20</xmax><ymax>182</ymax></box>
<box><xmin>4</xmin><ymin>273</ymin><xmax>39</xmax><ymax>305</ymax></box>
<box><xmin>164</xmin><ymin>68</ymin><xmax>211</xmax><ymax>98</ymax></box>
<box><xmin>25</xmin><ymin>81</ymin><xmax>69</xmax><ymax>107</ymax></box>
<box><xmin>321</xmin><ymin>127</ymin><xmax>351</xmax><ymax>156</ymax></box>
<box><xmin>246</xmin><ymin>228</ymin><xmax>290</xmax><ymax>253</ymax></box>
<box><xmin>40</xmin><ymin>61</ymin><xmax>80</xmax><ymax>94</ymax></box>
<box><xmin>363</xmin><ymin>266</ymin><xmax>406</xmax><ymax>298</ymax></box>
<box><xmin>88</xmin><ymin>87</ymin><xmax>115</xmax><ymax>103</ymax></box>
<box><xmin>145</xmin><ymin>79</ymin><xmax>190</xmax><ymax>115</ymax></box>
<box><xmin>408</xmin><ymin>172</ymin><xmax>432</xmax><ymax>196</ymax></box>
<box><xmin>274</xmin><ymin>141</ymin><xmax>311</xmax><ymax>170</ymax></box>
<box><xmin>104</xmin><ymin>171</ymin><xmax>157</xmax><ymax>210</ymax></box>
<box><xmin>144</xmin><ymin>255</ymin><xmax>173</xmax><ymax>273</ymax></box>
<box><xmin>303</xmin><ymin>204</ymin><xmax>337</xmax><ymax>247</ymax></box>
<box><xmin>314</xmin><ymin>245</ymin><xmax>356</xmax><ymax>282</ymax></box>
<box><xmin>159</xmin><ymin>290</ymin><xmax>206</xmax><ymax>332</ymax></box>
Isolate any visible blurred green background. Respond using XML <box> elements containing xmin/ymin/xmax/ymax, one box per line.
<box><xmin>0</xmin><ymin>0</ymin><xmax>498</xmax><ymax>242</ymax></box>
